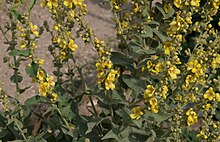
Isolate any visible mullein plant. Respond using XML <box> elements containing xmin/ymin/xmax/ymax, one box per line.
<box><xmin>109</xmin><ymin>0</ymin><xmax>220</xmax><ymax>141</ymax></box>
<box><xmin>0</xmin><ymin>0</ymin><xmax>220</xmax><ymax>141</ymax></box>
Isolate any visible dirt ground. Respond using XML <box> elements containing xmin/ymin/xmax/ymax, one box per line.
<box><xmin>0</xmin><ymin>0</ymin><xmax>115</xmax><ymax>102</ymax></box>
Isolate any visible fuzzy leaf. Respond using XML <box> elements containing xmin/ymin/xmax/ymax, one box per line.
<box><xmin>143</xmin><ymin>112</ymin><xmax>172</xmax><ymax>123</ymax></box>
<box><xmin>111</xmin><ymin>51</ymin><xmax>135</xmax><ymax>71</ymax></box>
<box><xmin>29</xmin><ymin>0</ymin><xmax>36</xmax><ymax>10</ymax></box>
<box><xmin>101</xmin><ymin>129</ymin><xmax>120</xmax><ymax>141</ymax></box>
<box><xmin>9</xmin><ymin>49</ymin><xmax>30</xmax><ymax>57</ymax></box>
<box><xmin>10</xmin><ymin>74</ymin><xmax>22</xmax><ymax>83</ymax></box>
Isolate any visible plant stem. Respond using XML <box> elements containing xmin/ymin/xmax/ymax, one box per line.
<box><xmin>88</xmin><ymin>96</ymin><xmax>98</xmax><ymax>117</ymax></box>
<box><xmin>13</xmin><ymin>56</ymin><xmax>20</xmax><ymax>94</ymax></box>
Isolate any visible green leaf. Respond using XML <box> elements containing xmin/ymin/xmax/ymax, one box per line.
<box><xmin>119</xmin><ymin>126</ymin><xmax>132</xmax><ymax>139</ymax></box>
<box><xmin>215</xmin><ymin>110</ymin><xmax>220</xmax><ymax>120</ymax></box>
<box><xmin>0</xmin><ymin>129</ymin><xmax>10</xmax><ymax>139</ymax></box>
<box><xmin>20</xmin><ymin>0</ymin><xmax>26</xmax><ymax>4</ymax></box>
<box><xmin>111</xmin><ymin>52</ymin><xmax>135</xmax><ymax>71</ymax></box>
<box><xmin>111</xmin><ymin>90</ymin><xmax>126</xmax><ymax>104</ymax></box>
<box><xmin>101</xmin><ymin>129</ymin><xmax>120</xmax><ymax>141</ymax></box>
<box><xmin>143</xmin><ymin>112</ymin><xmax>172</xmax><ymax>123</ymax></box>
<box><xmin>131</xmin><ymin>46</ymin><xmax>156</xmax><ymax>56</ymax></box>
<box><xmin>147</xmin><ymin>20</ymin><xmax>160</xmax><ymax>25</ymax></box>
<box><xmin>86</xmin><ymin>122</ymin><xmax>96</xmax><ymax>134</ymax></box>
<box><xmin>133</xmin><ymin>119</ymin><xmax>143</xmax><ymax>129</ymax></box>
<box><xmin>25</xmin><ymin>61</ymin><xmax>40</xmax><ymax>77</ymax></box>
<box><xmin>153</xmin><ymin>30</ymin><xmax>171</xmax><ymax>43</ymax></box>
<box><xmin>62</xmin><ymin>105</ymin><xmax>71</xmax><ymax>118</ymax></box>
<box><xmin>9</xmin><ymin>49</ymin><xmax>30</xmax><ymax>57</ymax></box>
<box><xmin>10</xmin><ymin>10</ymin><xmax>24</xmax><ymax>23</ymax></box>
<box><xmin>122</xmin><ymin>75</ymin><xmax>145</xmax><ymax>95</ymax></box>
<box><xmin>25</xmin><ymin>66</ymin><xmax>34</xmax><ymax>77</ymax></box>
<box><xmin>140</xmin><ymin>26</ymin><xmax>153</xmax><ymax>38</ymax></box>
<box><xmin>29</xmin><ymin>0</ymin><xmax>36</xmax><ymax>10</ymax></box>
<box><xmin>164</xmin><ymin>6</ymin><xmax>175</xmax><ymax>20</ymax></box>
<box><xmin>131</xmin><ymin>127</ymin><xmax>151</xmax><ymax>136</ymax></box>
<box><xmin>25</xmin><ymin>95</ymin><xmax>48</xmax><ymax>106</ymax></box>
<box><xmin>10</xmin><ymin>74</ymin><xmax>23</xmax><ymax>83</ymax></box>
<box><xmin>155</xmin><ymin>3</ymin><xmax>175</xmax><ymax>20</ymax></box>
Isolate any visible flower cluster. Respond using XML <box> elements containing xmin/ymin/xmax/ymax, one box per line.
<box><xmin>94</xmin><ymin>38</ymin><xmax>119</xmax><ymax>90</ymax></box>
<box><xmin>186</xmin><ymin>108</ymin><xmax>198</xmax><ymax>126</ymax></box>
<box><xmin>35</xmin><ymin>66</ymin><xmax>57</xmax><ymax>101</ymax></box>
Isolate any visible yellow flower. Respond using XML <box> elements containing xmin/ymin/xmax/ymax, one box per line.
<box><xmin>163</xmin><ymin>42</ymin><xmax>173</xmax><ymax>55</ymax></box>
<box><xmin>68</xmin><ymin>39</ymin><xmax>78</xmax><ymax>52</ymax></box>
<box><xmin>64</xmin><ymin>0</ymin><xmax>74</xmax><ymax>8</ymax></box>
<box><xmin>20</xmin><ymin>29</ymin><xmax>26</xmax><ymax>37</ymax></box>
<box><xmin>47</xmin><ymin>76</ymin><xmax>55</xmax><ymax>87</ymax></box>
<box><xmin>187</xmin><ymin>60</ymin><xmax>205</xmax><ymax>76</ymax></box>
<box><xmin>151</xmin><ymin>105</ymin><xmax>159</xmax><ymax>113</ymax></box>
<box><xmin>185</xmin><ymin>16</ymin><xmax>192</xmax><ymax>25</ymax></box>
<box><xmin>53</xmin><ymin>36</ymin><xmax>61</xmax><ymax>43</ymax></box>
<box><xmin>130</xmin><ymin>106</ymin><xmax>144</xmax><ymax>120</ymax></box>
<box><xmin>20</xmin><ymin>40</ymin><xmax>27</xmax><ymax>49</ymax></box>
<box><xmin>204</xmin><ymin>103</ymin><xmax>211</xmax><ymax>110</ymax></box>
<box><xmin>106</xmin><ymin>70</ymin><xmax>118</xmax><ymax>82</ymax></box>
<box><xmin>211</xmin><ymin>55</ymin><xmax>220</xmax><ymax>69</ymax></box>
<box><xmin>174</xmin><ymin>0</ymin><xmax>182</xmax><ymax>8</ymax></box>
<box><xmin>189</xmin><ymin>93</ymin><xmax>196</xmax><ymax>102</ymax></box>
<box><xmin>133</xmin><ymin>3</ymin><xmax>139</xmax><ymax>13</ymax></box>
<box><xmin>147</xmin><ymin>60</ymin><xmax>153</xmax><ymax>69</ymax></box>
<box><xmin>51</xmin><ymin>93</ymin><xmax>58</xmax><ymax>101</ymax></box>
<box><xmin>173</xmin><ymin>55</ymin><xmax>181</xmax><ymax>64</ymax></box>
<box><xmin>30</xmin><ymin>23</ymin><xmax>39</xmax><ymax>37</ymax></box>
<box><xmin>144</xmin><ymin>85</ymin><xmax>155</xmax><ymax>98</ymax></box>
<box><xmin>37</xmin><ymin>69</ymin><xmax>45</xmax><ymax>81</ymax></box>
<box><xmin>68</xmin><ymin>10</ymin><xmax>75</xmax><ymax>21</ymax></box>
<box><xmin>187</xmin><ymin>115</ymin><xmax>198</xmax><ymax>126</ymax></box>
<box><xmin>149</xmin><ymin>97</ymin><xmax>158</xmax><ymax>106</ymax></box>
<box><xmin>38</xmin><ymin>82</ymin><xmax>50</xmax><ymax>96</ymax></box>
<box><xmin>53</xmin><ymin>25</ymin><xmax>59</xmax><ymax>31</ymax></box>
<box><xmin>73</xmin><ymin>0</ymin><xmax>84</xmax><ymax>6</ymax></box>
<box><xmin>185</xmin><ymin>75</ymin><xmax>196</xmax><ymax>85</ymax></box>
<box><xmin>161</xmin><ymin>85</ymin><xmax>168</xmax><ymax>99</ymax></box>
<box><xmin>190</xmin><ymin>0</ymin><xmax>200</xmax><ymax>7</ymax></box>
<box><xmin>38</xmin><ymin>59</ymin><xmax>45</xmax><ymax>66</ymax></box>
<box><xmin>169</xmin><ymin>21</ymin><xmax>181</xmax><ymax>33</ymax></box>
<box><xmin>213</xmin><ymin>1</ymin><xmax>220</xmax><ymax>9</ymax></box>
<box><xmin>104</xmin><ymin>69</ymin><xmax>119</xmax><ymax>90</ymax></box>
<box><xmin>31</xmin><ymin>42</ymin><xmax>38</xmax><ymax>49</ymax></box>
<box><xmin>186</xmin><ymin>108</ymin><xmax>198</xmax><ymax>126</ymax></box>
<box><xmin>213</xmin><ymin>123</ymin><xmax>218</xmax><ymax>129</ymax></box>
<box><xmin>168</xmin><ymin>66</ymin><xmax>180</xmax><ymax>80</ymax></box>
<box><xmin>59</xmin><ymin>40</ymin><xmax>67</xmax><ymax>49</ymax></box>
<box><xmin>59</xmin><ymin>51</ymin><xmax>67</xmax><ymax>60</ymax></box>
<box><xmin>187</xmin><ymin>60</ymin><xmax>199</xmax><ymax>72</ymax></box>
<box><xmin>105</xmin><ymin>81</ymin><xmax>115</xmax><ymax>90</ymax></box>
<box><xmin>46</xmin><ymin>0</ymin><xmax>58</xmax><ymax>9</ymax></box>
<box><xmin>215</xmin><ymin>93</ymin><xmax>220</xmax><ymax>102</ymax></box>
<box><xmin>164</xmin><ymin>4</ymin><xmax>171</xmax><ymax>13</ymax></box>
<box><xmin>154</xmin><ymin>62</ymin><xmax>164</xmax><ymax>74</ymax></box>
<box><xmin>204</xmin><ymin>87</ymin><xmax>215</xmax><ymax>101</ymax></box>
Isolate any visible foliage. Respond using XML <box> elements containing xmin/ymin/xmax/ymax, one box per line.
<box><xmin>0</xmin><ymin>0</ymin><xmax>220</xmax><ymax>141</ymax></box>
